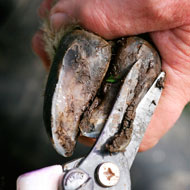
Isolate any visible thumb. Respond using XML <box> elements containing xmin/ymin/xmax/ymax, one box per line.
<box><xmin>50</xmin><ymin>0</ymin><xmax>190</xmax><ymax>39</ymax></box>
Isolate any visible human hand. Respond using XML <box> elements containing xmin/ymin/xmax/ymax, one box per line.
<box><xmin>32</xmin><ymin>0</ymin><xmax>190</xmax><ymax>152</ymax></box>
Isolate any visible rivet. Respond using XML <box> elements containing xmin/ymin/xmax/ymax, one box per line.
<box><xmin>96</xmin><ymin>162</ymin><xmax>120</xmax><ymax>187</ymax></box>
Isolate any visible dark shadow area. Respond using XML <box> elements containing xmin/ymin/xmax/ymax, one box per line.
<box><xmin>0</xmin><ymin>0</ymin><xmax>14</xmax><ymax>26</ymax></box>
<box><xmin>0</xmin><ymin>1</ymin><xmax>189</xmax><ymax>190</ymax></box>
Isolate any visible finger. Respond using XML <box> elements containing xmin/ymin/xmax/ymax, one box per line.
<box><xmin>32</xmin><ymin>30</ymin><xmax>51</xmax><ymax>69</ymax></box>
<box><xmin>50</xmin><ymin>12</ymin><xmax>71</xmax><ymax>31</ymax></box>
<box><xmin>78</xmin><ymin>136</ymin><xmax>96</xmax><ymax>147</ymax></box>
<box><xmin>38</xmin><ymin>0</ymin><xmax>55</xmax><ymax>18</ymax></box>
<box><xmin>50</xmin><ymin>0</ymin><xmax>190</xmax><ymax>39</ymax></box>
<box><xmin>139</xmin><ymin>26</ymin><xmax>190</xmax><ymax>151</ymax></box>
<box><xmin>17</xmin><ymin>165</ymin><xmax>63</xmax><ymax>190</ymax></box>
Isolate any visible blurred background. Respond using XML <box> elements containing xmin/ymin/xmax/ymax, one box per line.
<box><xmin>0</xmin><ymin>0</ymin><xmax>190</xmax><ymax>190</ymax></box>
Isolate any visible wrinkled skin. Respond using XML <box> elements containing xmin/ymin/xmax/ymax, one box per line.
<box><xmin>32</xmin><ymin>0</ymin><xmax>190</xmax><ymax>152</ymax></box>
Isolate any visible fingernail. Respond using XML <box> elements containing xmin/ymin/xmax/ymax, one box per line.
<box><xmin>50</xmin><ymin>13</ymin><xmax>70</xmax><ymax>31</ymax></box>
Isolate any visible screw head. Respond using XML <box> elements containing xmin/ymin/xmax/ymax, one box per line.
<box><xmin>62</xmin><ymin>169</ymin><xmax>89</xmax><ymax>190</ymax></box>
<box><xmin>96</xmin><ymin>162</ymin><xmax>120</xmax><ymax>187</ymax></box>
